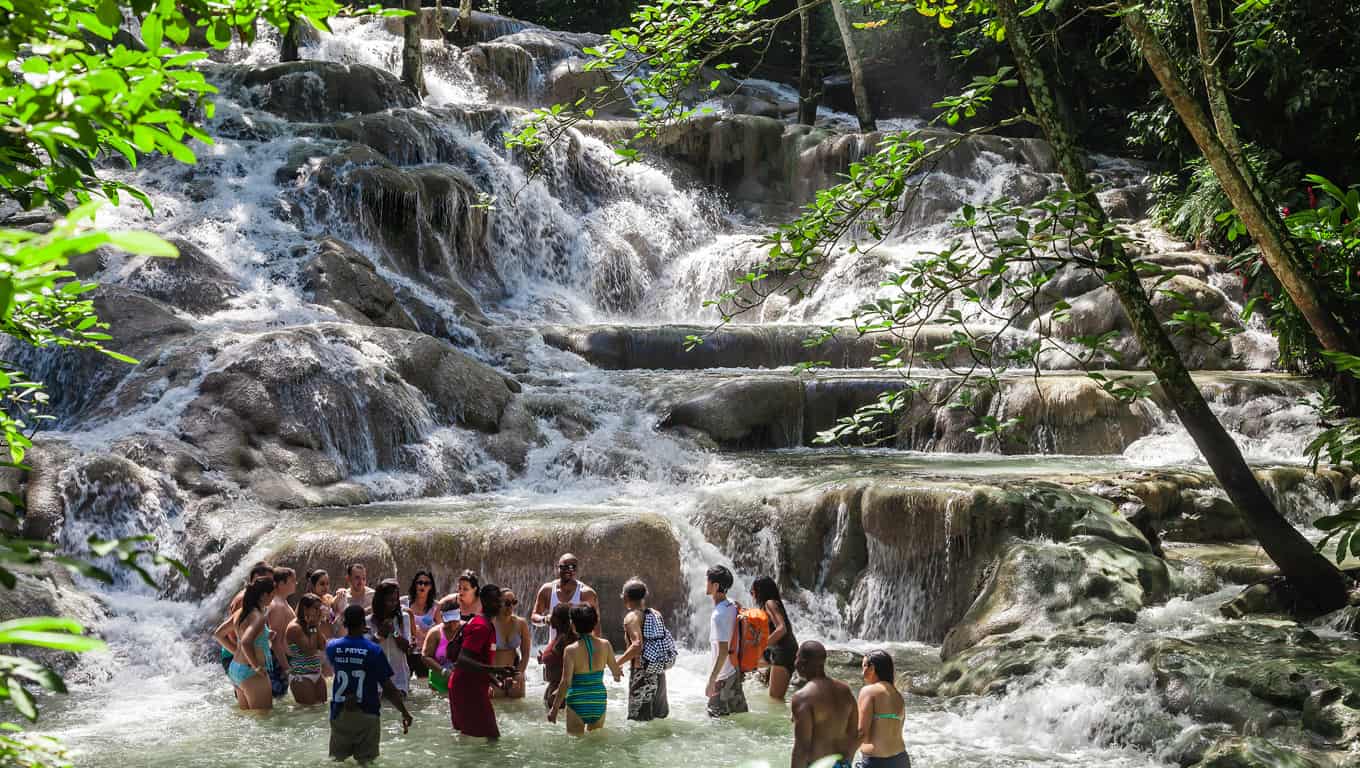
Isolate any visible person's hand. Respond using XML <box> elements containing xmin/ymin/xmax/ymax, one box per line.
<box><xmin>705</xmin><ymin>680</ymin><xmax>718</xmax><ymax>698</ymax></box>
<box><xmin>401</xmin><ymin>711</ymin><xmax>413</xmax><ymax>734</ymax></box>
<box><xmin>613</xmin><ymin>669</ymin><xmax>623</xmax><ymax>683</ymax></box>
<box><xmin>547</xmin><ymin>705</ymin><xmax>558</xmax><ymax>724</ymax></box>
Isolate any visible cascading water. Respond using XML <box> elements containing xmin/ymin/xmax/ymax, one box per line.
<box><xmin>23</xmin><ymin>9</ymin><xmax>1359</xmax><ymax>768</ymax></box>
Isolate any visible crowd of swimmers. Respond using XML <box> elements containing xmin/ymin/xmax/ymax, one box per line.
<box><xmin>212</xmin><ymin>553</ymin><xmax>911</xmax><ymax>768</ymax></box>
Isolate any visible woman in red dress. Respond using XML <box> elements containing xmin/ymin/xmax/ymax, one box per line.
<box><xmin>448</xmin><ymin>583</ymin><xmax>516</xmax><ymax>739</ymax></box>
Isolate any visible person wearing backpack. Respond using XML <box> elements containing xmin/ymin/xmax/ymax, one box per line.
<box><xmin>618</xmin><ymin>578</ymin><xmax>675</xmax><ymax>721</ymax></box>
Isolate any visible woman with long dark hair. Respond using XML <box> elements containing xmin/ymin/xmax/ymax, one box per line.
<box><xmin>455</xmin><ymin>569</ymin><xmax>482</xmax><ymax>620</ymax></box>
<box><xmin>369</xmin><ymin>579</ymin><xmax>413</xmax><ymax>695</ymax></box>
<box><xmin>752</xmin><ymin>576</ymin><xmax>797</xmax><ymax>701</ymax></box>
<box><xmin>448</xmin><ymin>583</ymin><xmax>516</xmax><ymax>739</ymax></box>
<box><xmin>285</xmin><ymin>593</ymin><xmax>330</xmax><ymax>705</ymax></box>
<box><xmin>855</xmin><ymin>650</ymin><xmax>908</xmax><ymax>768</ymax></box>
<box><xmin>213</xmin><ymin>576</ymin><xmax>276</xmax><ymax>711</ymax></box>
<box><xmin>491</xmin><ymin>587</ymin><xmax>531</xmax><ymax>699</ymax></box>
<box><xmin>404</xmin><ymin>570</ymin><xmax>438</xmax><ymax>677</ymax></box>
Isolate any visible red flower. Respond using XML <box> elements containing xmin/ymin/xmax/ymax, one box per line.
<box><xmin>1308</xmin><ymin>186</ymin><xmax>1318</xmax><ymax>209</ymax></box>
<box><xmin>1282</xmin><ymin>207</ymin><xmax>1291</xmax><ymax>216</ymax></box>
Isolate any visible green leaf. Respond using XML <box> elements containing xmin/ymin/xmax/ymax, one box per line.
<box><xmin>104</xmin><ymin>231</ymin><xmax>178</xmax><ymax>258</ymax></box>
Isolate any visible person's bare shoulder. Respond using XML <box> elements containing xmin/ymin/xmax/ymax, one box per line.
<box><xmin>581</xmin><ymin>584</ymin><xmax>599</xmax><ymax>599</ymax></box>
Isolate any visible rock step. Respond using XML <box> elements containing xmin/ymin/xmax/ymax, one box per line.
<box><xmin>653</xmin><ymin>369</ymin><xmax>1319</xmax><ymax>453</ymax></box>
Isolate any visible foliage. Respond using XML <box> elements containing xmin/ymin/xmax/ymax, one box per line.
<box><xmin>1311</xmin><ymin>350</ymin><xmax>1360</xmax><ymax>564</ymax></box>
<box><xmin>1149</xmin><ymin>146</ymin><xmax>1295</xmax><ymax>254</ymax></box>
<box><xmin>494</xmin><ymin>0</ymin><xmax>637</xmax><ymax>33</ymax></box>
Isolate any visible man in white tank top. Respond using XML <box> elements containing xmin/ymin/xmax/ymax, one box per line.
<box><xmin>530</xmin><ymin>553</ymin><xmax>601</xmax><ymax>641</ymax></box>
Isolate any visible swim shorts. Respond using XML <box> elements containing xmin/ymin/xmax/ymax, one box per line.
<box><xmin>706</xmin><ymin>672</ymin><xmax>748</xmax><ymax>717</ymax></box>
<box><xmin>329</xmin><ymin>709</ymin><xmax>381</xmax><ymax>763</ymax></box>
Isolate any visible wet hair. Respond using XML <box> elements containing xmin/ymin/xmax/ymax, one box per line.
<box><xmin>458</xmin><ymin>569</ymin><xmax>479</xmax><ymax>591</ymax></box>
<box><xmin>346</xmin><ymin>563</ymin><xmax>366</xmax><ymax>576</ymax></box>
<box><xmin>706</xmin><ymin>565</ymin><xmax>734</xmax><ymax>592</ymax></box>
<box><xmin>306</xmin><ymin>569</ymin><xmax>329</xmax><ymax>592</ymax></box>
<box><xmin>478</xmin><ymin>583</ymin><xmax>501</xmax><ymax>616</ymax></box>
<box><xmin>570</xmin><ymin>604</ymin><xmax>599</xmax><ymax>635</ymax></box>
<box><xmin>371</xmin><ymin>579</ymin><xmax>401</xmax><ymax>624</ymax></box>
<box><xmin>272</xmin><ymin>566</ymin><xmax>295</xmax><ymax>586</ymax></box>
<box><xmin>549</xmin><ymin>602</ymin><xmax>574</xmax><ymax>635</ymax></box>
<box><xmin>865</xmin><ymin>650</ymin><xmax>895</xmax><ymax>684</ymax></box>
<box><xmin>237</xmin><ymin>576</ymin><xmax>275</xmax><ymax>627</ymax></box>
<box><xmin>297</xmin><ymin>592</ymin><xmax>323</xmax><ymax>619</ymax></box>
<box><xmin>622</xmin><ymin>578</ymin><xmax>647</xmax><ymax>603</ymax></box>
<box><xmin>248</xmin><ymin>561</ymin><xmax>274</xmax><ymax>582</ymax></box>
<box><xmin>752</xmin><ymin>576</ymin><xmax>782</xmax><ymax>605</ymax></box>
<box><xmin>408</xmin><ymin>570</ymin><xmax>437</xmax><ymax>612</ymax></box>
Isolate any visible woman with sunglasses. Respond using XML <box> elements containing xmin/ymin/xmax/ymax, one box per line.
<box><xmin>403</xmin><ymin>571</ymin><xmax>438</xmax><ymax>678</ymax></box>
<box><xmin>491</xmin><ymin>588</ymin><xmax>531</xmax><ymax>698</ymax></box>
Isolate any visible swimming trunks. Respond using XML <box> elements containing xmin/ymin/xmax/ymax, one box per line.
<box><xmin>706</xmin><ymin>670</ymin><xmax>748</xmax><ymax>717</ymax></box>
<box><xmin>855</xmin><ymin>752</ymin><xmax>911</xmax><ymax>768</ymax></box>
<box><xmin>564</xmin><ymin>636</ymin><xmax>607</xmax><ymax>725</ymax></box>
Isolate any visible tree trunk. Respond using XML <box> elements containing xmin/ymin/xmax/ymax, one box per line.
<box><xmin>797</xmin><ymin>0</ymin><xmax>818</xmax><ymax>126</ymax></box>
<box><xmin>1189</xmin><ymin>0</ymin><xmax>1262</xmax><ymax>208</ymax></box>
<box><xmin>401</xmin><ymin>0</ymin><xmax>425</xmax><ymax>96</ymax></box>
<box><xmin>1122</xmin><ymin>6</ymin><xmax>1359</xmax><ymax>358</ymax></box>
<box><xmin>830</xmin><ymin>0</ymin><xmax>875</xmax><ymax>132</ymax></box>
<box><xmin>458</xmin><ymin>0</ymin><xmax>474</xmax><ymax>40</ymax></box>
<box><xmin>279</xmin><ymin>21</ymin><xmax>300</xmax><ymax>62</ymax></box>
<box><xmin>995</xmin><ymin>0</ymin><xmax>1351</xmax><ymax>612</ymax></box>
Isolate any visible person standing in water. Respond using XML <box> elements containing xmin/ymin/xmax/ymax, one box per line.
<box><xmin>286</xmin><ymin>593</ymin><xmax>331</xmax><ymax>705</ymax></box>
<box><xmin>617</xmin><ymin>578</ymin><xmax>674</xmax><ymax>722</ymax></box>
<box><xmin>531</xmin><ymin>553</ymin><xmax>601</xmax><ymax>640</ymax></box>
<box><xmin>705</xmin><ymin>565</ymin><xmax>747</xmax><ymax>717</ymax></box>
<box><xmin>448</xmin><ymin>584</ymin><xmax>516</xmax><ymax>740</ymax></box>
<box><xmin>790</xmin><ymin>641</ymin><xmax>859</xmax><ymax>768</ymax></box>
<box><xmin>422</xmin><ymin>597</ymin><xmax>462</xmax><ymax>696</ymax></box>
<box><xmin>306</xmin><ymin>569</ymin><xmax>337</xmax><ymax>623</ymax></box>
<box><xmin>332</xmin><ymin>564</ymin><xmax>374</xmax><ymax>632</ymax></box>
<box><xmin>454</xmin><ymin>569</ymin><xmax>482</xmax><ymax>621</ymax></box>
<box><xmin>404</xmin><ymin>570</ymin><xmax>438</xmax><ymax>676</ymax></box>
<box><xmin>753</xmin><ymin>576</ymin><xmax>798</xmax><ymax>701</ymax></box>
<box><xmin>327</xmin><ymin>604</ymin><xmax>413</xmax><ymax>765</ymax></box>
<box><xmin>267</xmin><ymin>566</ymin><xmax>298</xmax><ymax>698</ymax></box>
<box><xmin>855</xmin><ymin>651</ymin><xmax>909</xmax><ymax>768</ymax></box>
<box><xmin>213</xmin><ymin>575</ymin><xmax>276</xmax><ymax>711</ymax></box>
<box><xmin>491</xmin><ymin>587</ymin><xmax>531</xmax><ymax>699</ymax></box>
<box><xmin>549</xmin><ymin>604</ymin><xmax>623</xmax><ymax>735</ymax></box>
<box><xmin>218</xmin><ymin>562</ymin><xmax>275</xmax><ymax>677</ymax></box>
<box><xmin>539</xmin><ymin>603</ymin><xmax>575</xmax><ymax>711</ymax></box>
<box><xmin>368</xmin><ymin>579</ymin><xmax>413</xmax><ymax>695</ymax></box>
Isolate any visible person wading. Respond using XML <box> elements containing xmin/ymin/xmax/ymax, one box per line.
<box><xmin>448</xmin><ymin>583</ymin><xmax>517</xmax><ymax>740</ymax></box>
<box><xmin>422</xmin><ymin>597</ymin><xmax>462</xmax><ymax>697</ymax></box>
<box><xmin>705</xmin><ymin>565</ymin><xmax>748</xmax><ymax>717</ymax></box>
<box><xmin>531</xmin><ymin>553</ymin><xmax>601</xmax><ymax>641</ymax></box>
<box><xmin>491</xmin><ymin>587</ymin><xmax>531</xmax><ymax>699</ymax></box>
<box><xmin>854</xmin><ymin>650</ymin><xmax>909</xmax><ymax>768</ymax></box>
<box><xmin>332</xmin><ymin>563</ymin><xmax>374</xmax><ymax>633</ymax></box>
<box><xmin>326</xmin><ymin>604</ymin><xmax>413</xmax><ymax>765</ymax></box>
<box><xmin>213</xmin><ymin>575</ymin><xmax>277</xmax><ymax>711</ymax></box>
<box><xmin>549</xmin><ymin>604</ymin><xmax>623</xmax><ymax>735</ymax></box>
<box><xmin>791</xmin><ymin>640</ymin><xmax>858</xmax><ymax>768</ymax></box>
<box><xmin>617</xmin><ymin>578</ymin><xmax>675</xmax><ymax>722</ymax></box>
<box><xmin>753</xmin><ymin>576</ymin><xmax>797</xmax><ymax>702</ymax></box>
<box><xmin>267</xmin><ymin>566</ymin><xmax>298</xmax><ymax>699</ymax></box>
<box><xmin>286</xmin><ymin>593</ymin><xmax>331</xmax><ymax>706</ymax></box>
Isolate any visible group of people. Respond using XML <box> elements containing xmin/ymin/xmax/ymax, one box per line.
<box><xmin>210</xmin><ymin>554</ymin><xmax>910</xmax><ymax>768</ymax></box>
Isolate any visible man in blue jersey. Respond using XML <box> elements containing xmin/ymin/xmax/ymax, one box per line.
<box><xmin>326</xmin><ymin>604</ymin><xmax>414</xmax><ymax>764</ymax></box>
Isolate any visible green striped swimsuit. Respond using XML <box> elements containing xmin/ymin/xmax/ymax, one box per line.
<box><xmin>565</xmin><ymin>636</ymin><xmax>607</xmax><ymax>724</ymax></box>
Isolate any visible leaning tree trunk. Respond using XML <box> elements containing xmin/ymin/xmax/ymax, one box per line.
<box><xmin>458</xmin><ymin>0</ymin><xmax>474</xmax><ymax>40</ymax></box>
<box><xmin>1122</xmin><ymin>6</ymin><xmax>1360</xmax><ymax>358</ymax></box>
<box><xmin>1189</xmin><ymin>0</ymin><xmax>1262</xmax><ymax>209</ymax></box>
<box><xmin>994</xmin><ymin>0</ymin><xmax>1351</xmax><ymax>612</ymax></box>
<box><xmin>279</xmin><ymin>20</ymin><xmax>300</xmax><ymax>62</ymax></box>
<box><xmin>830</xmin><ymin>0</ymin><xmax>875</xmax><ymax>131</ymax></box>
<box><xmin>797</xmin><ymin>0</ymin><xmax>818</xmax><ymax>126</ymax></box>
<box><xmin>400</xmin><ymin>0</ymin><xmax>425</xmax><ymax>96</ymax></box>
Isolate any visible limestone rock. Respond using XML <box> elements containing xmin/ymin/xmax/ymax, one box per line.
<box><xmin>548</xmin><ymin>58</ymin><xmax>633</xmax><ymax>117</ymax></box>
<box><xmin>302</xmin><ymin>237</ymin><xmax>417</xmax><ymax>331</ymax></box>
<box><xmin>241</xmin><ymin>61</ymin><xmax>418</xmax><ymax>122</ymax></box>
<box><xmin>1193</xmin><ymin>738</ymin><xmax>1326</xmax><ymax>768</ymax></box>
<box><xmin>0</xmin><ymin>565</ymin><xmax>107</xmax><ymax>670</ymax></box>
<box><xmin>102</xmin><ymin>238</ymin><xmax>242</xmax><ymax>315</ymax></box>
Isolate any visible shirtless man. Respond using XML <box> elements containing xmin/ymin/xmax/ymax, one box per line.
<box><xmin>332</xmin><ymin>563</ymin><xmax>375</xmax><ymax>633</ymax></box>
<box><xmin>531</xmin><ymin>553</ymin><xmax>600</xmax><ymax>640</ymax></box>
<box><xmin>790</xmin><ymin>641</ymin><xmax>858</xmax><ymax>768</ymax></box>
<box><xmin>267</xmin><ymin>566</ymin><xmax>299</xmax><ymax>697</ymax></box>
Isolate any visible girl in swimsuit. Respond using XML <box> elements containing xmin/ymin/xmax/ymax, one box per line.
<box><xmin>213</xmin><ymin>575</ymin><xmax>276</xmax><ymax>711</ymax></box>
<box><xmin>422</xmin><ymin>598</ymin><xmax>462</xmax><ymax>696</ymax></box>
<box><xmin>539</xmin><ymin>603</ymin><xmax>575</xmax><ymax>710</ymax></box>
<box><xmin>854</xmin><ymin>650</ymin><xmax>909</xmax><ymax>768</ymax></box>
<box><xmin>548</xmin><ymin>604</ymin><xmax>622</xmax><ymax>735</ymax></box>
<box><xmin>491</xmin><ymin>588</ymin><xmax>531</xmax><ymax>699</ymax></box>
<box><xmin>285</xmin><ymin>593</ymin><xmax>330</xmax><ymax>705</ymax></box>
<box><xmin>753</xmin><ymin>576</ymin><xmax>798</xmax><ymax>701</ymax></box>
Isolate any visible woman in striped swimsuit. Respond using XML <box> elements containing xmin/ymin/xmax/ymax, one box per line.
<box><xmin>285</xmin><ymin>593</ymin><xmax>330</xmax><ymax>705</ymax></box>
<box><xmin>548</xmin><ymin>604</ymin><xmax>622</xmax><ymax>735</ymax></box>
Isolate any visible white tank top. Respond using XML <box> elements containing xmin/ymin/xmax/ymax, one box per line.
<box><xmin>546</xmin><ymin>580</ymin><xmax>584</xmax><ymax>644</ymax></box>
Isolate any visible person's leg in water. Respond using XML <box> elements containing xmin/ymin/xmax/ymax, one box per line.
<box><xmin>768</xmin><ymin>662</ymin><xmax>792</xmax><ymax>701</ymax></box>
<box><xmin>240</xmin><ymin>670</ymin><xmax>273</xmax><ymax>710</ymax></box>
<box><xmin>565</xmin><ymin>706</ymin><xmax>586</xmax><ymax>736</ymax></box>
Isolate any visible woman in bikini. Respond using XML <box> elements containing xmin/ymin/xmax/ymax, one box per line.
<box><xmin>491</xmin><ymin>587</ymin><xmax>531</xmax><ymax>699</ymax></box>
<box><xmin>213</xmin><ymin>575</ymin><xmax>276</xmax><ymax>711</ymax></box>
<box><xmin>855</xmin><ymin>650</ymin><xmax>909</xmax><ymax>768</ymax></box>
<box><xmin>285</xmin><ymin>593</ymin><xmax>330</xmax><ymax>705</ymax></box>
<box><xmin>753</xmin><ymin>576</ymin><xmax>798</xmax><ymax>701</ymax></box>
<box><xmin>548</xmin><ymin>604</ymin><xmax>622</xmax><ymax>735</ymax></box>
<box><xmin>423</xmin><ymin>597</ymin><xmax>462</xmax><ymax>696</ymax></box>
<box><xmin>404</xmin><ymin>570</ymin><xmax>438</xmax><ymax>679</ymax></box>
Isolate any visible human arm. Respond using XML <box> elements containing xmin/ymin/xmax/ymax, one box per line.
<box><xmin>270</xmin><ymin>609</ymin><xmax>290</xmax><ymax>675</ymax></box>
<box><xmin>856</xmin><ymin>688</ymin><xmax>873</xmax><ymax>747</ymax></box>
<box><xmin>766</xmin><ymin>600</ymin><xmax>788</xmax><ymax>646</ymax></box>
<box><xmin>516</xmin><ymin>619</ymin><xmax>531</xmax><ymax>675</ymax></box>
<box><xmin>422</xmin><ymin>629</ymin><xmax>445</xmax><ymax>676</ymax></box>
<box><xmin>584</xmin><ymin>588</ymin><xmax>602</xmax><ymax>637</ymax></box>
<box><xmin>842</xmin><ymin>688</ymin><xmax>861</xmax><ymax>763</ymax></box>
<box><xmin>790</xmin><ymin>695</ymin><xmax>813</xmax><ymax>768</ymax></box>
<box><xmin>392</xmin><ymin>613</ymin><xmax>412</xmax><ymax>654</ymax></box>
<box><xmin>548</xmin><ymin>643</ymin><xmax>575</xmax><ymax>722</ymax></box>
<box><xmin>604</xmin><ymin>638</ymin><xmax>623</xmax><ymax>683</ymax></box>
<box><xmin>239</xmin><ymin>616</ymin><xmax>267</xmax><ymax>673</ymax></box>
<box><xmin>212</xmin><ymin>614</ymin><xmax>238</xmax><ymax>654</ymax></box>
<box><xmin>617</xmin><ymin>610</ymin><xmax>643</xmax><ymax>667</ymax></box>
<box><xmin>381</xmin><ymin>678</ymin><xmax>413</xmax><ymax>733</ymax></box>
<box><xmin>706</xmin><ymin>639</ymin><xmax>729</xmax><ymax>698</ymax></box>
<box><xmin>530</xmin><ymin>583</ymin><xmax>551</xmax><ymax>626</ymax></box>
